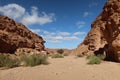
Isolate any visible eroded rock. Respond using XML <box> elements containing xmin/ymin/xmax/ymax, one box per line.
<box><xmin>73</xmin><ymin>0</ymin><xmax>120</xmax><ymax>62</ymax></box>
<box><xmin>0</xmin><ymin>16</ymin><xmax>45</xmax><ymax>53</ymax></box>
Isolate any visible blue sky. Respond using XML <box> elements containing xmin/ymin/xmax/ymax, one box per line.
<box><xmin>0</xmin><ymin>0</ymin><xmax>107</xmax><ymax>49</ymax></box>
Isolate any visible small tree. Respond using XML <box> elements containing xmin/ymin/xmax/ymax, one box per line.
<box><xmin>57</xmin><ymin>49</ymin><xmax>64</xmax><ymax>54</ymax></box>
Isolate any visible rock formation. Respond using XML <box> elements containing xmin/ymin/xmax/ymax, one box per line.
<box><xmin>0</xmin><ymin>15</ymin><xmax>45</xmax><ymax>53</ymax></box>
<box><xmin>73</xmin><ymin>0</ymin><xmax>120</xmax><ymax>62</ymax></box>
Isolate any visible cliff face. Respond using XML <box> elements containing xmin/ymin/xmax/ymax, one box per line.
<box><xmin>73</xmin><ymin>0</ymin><xmax>120</xmax><ymax>62</ymax></box>
<box><xmin>0</xmin><ymin>16</ymin><xmax>45</xmax><ymax>53</ymax></box>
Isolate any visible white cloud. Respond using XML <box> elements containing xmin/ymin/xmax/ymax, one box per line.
<box><xmin>0</xmin><ymin>4</ymin><xmax>25</xmax><ymax>19</ymax></box>
<box><xmin>30</xmin><ymin>29</ymin><xmax>41</xmax><ymax>33</ymax></box>
<box><xmin>44</xmin><ymin>35</ymin><xmax>80</xmax><ymax>43</ymax></box>
<box><xmin>43</xmin><ymin>35</ymin><xmax>63</xmax><ymax>43</ymax></box>
<box><xmin>21</xmin><ymin>11</ymin><xmax>55</xmax><ymax>26</ymax></box>
<box><xmin>76</xmin><ymin>21</ymin><xmax>85</xmax><ymax>28</ymax></box>
<box><xmin>89</xmin><ymin>2</ymin><xmax>98</xmax><ymax>8</ymax></box>
<box><xmin>40</xmin><ymin>30</ymin><xmax>82</xmax><ymax>43</ymax></box>
<box><xmin>43</xmin><ymin>31</ymin><xmax>56</xmax><ymax>36</ymax></box>
<box><xmin>46</xmin><ymin>40</ymin><xmax>61</xmax><ymax>43</ymax></box>
<box><xmin>41</xmin><ymin>30</ymin><xmax>62</xmax><ymax>43</ymax></box>
<box><xmin>43</xmin><ymin>31</ymin><xmax>50</xmax><ymax>34</ymax></box>
<box><xmin>0</xmin><ymin>3</ymin><xmax>55</xmax><ymax>26</ymax></box>
<box><xmin>55</xmin><ymin>36</ymin><xmax>63</xmax><ymax>41</ymax></box>
<box><xmin>58</xmin><ymin>32</ymin><xmax>70</xmax><ymax>36</ymax></box>
<box><xmin>83</xmin><ymin>12</ymin><xmax>92</xmax><ymax>17</ymax></box>
<box><xmin>83</xmin><ymin>12</ymin><xmax>89</xmax><ymax>17</ymax></box>
<box><xmin>73</xmin><ymin>32</ymin><xmax>86</xmax><ymax>36</ymax></box>
<box><xmin>43</xmin><ymin>30</ymin><xmax>84</xmax><ymax>43</ymax></box>
<box><xmin>64</xmin><ymin>36</ymin><xmax>80</xmax><ymax>40</ymax></box>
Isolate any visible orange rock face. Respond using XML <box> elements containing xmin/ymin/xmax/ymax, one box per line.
<box><xmin>0</xmin><ymin>16</ymin><xmax>45</xmax><ymax>53</ymax></box>
<box><xmin>73</xmin><ymin>0</ymin><xmax>120</xmax><ymax>62</ymax></box>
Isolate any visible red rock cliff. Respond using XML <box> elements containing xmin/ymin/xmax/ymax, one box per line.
<box><xmin>0</xmin><ymin>16</ymin><xmax>45</xmax><ymax>53</ymax></box>
<box><xmin>73</xmin><ymin>0</ymin><xmax>120</xmax><ymax>62</ymax></box>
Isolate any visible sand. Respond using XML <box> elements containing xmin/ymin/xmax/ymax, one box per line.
<box><xmin>0</xmin><ymin>56</ymin><xmax>120</xmax><ymax>80</ymax></box>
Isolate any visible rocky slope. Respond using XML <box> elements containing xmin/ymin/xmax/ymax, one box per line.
<box><xmin>0</xmin><ymin>16</ymin><xmax>45</xmax><ymax>53</ymax></box>
<box><xmin>73</xmin><ymin>0</ymin><xmax>120</xmax><ymax>62</ymax></box>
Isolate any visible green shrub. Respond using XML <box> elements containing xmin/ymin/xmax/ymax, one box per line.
<box><xmin>0</xmin><ymin>54</ymin><xmax>20</xmax><ymax>68</ymax></box>
<box><xmin>57</xmin><ymin>49</ymin><xmax>64</xmax><ymax>54</ymax></box>
<box><xmin>87</xmin><ymin>56</ymin><xmax>101</xmax><ymax>64</ymax></box>
<box><xmin>87</xmin><ymin>54</ymin><xmax>105</xmax><ymax>60</ymax></box>
<box><xmin>86</xmin><ymin>54</ymin><xmax>94</xmax><ymax>59</ymax></box>
<box><xmin>63</xmin><ymin>53</ymin><xmax>69</xmax><ymax>56</ymax></box>
<box><xmin>51</xmin><ymin>54</ymin><xmax>64</xmax><ymax>58</ymax></box>
<box><xmin>76</xmin><ymin>54</ymin><xmax>83</xmax><ymax>57</ymax></box>
<box><xmin>87</xmin><ymin>54</ymin><xmax>102</xmax><ymax>65</ymax></box>
<box><xmin>96</xmin><ymin>54</ymin><xmax>105</xmax><ymax>60</ymax></box>
<box><xmin>0</xmin><ymin>53</ymin><xmax>49</xmax><ymax>68</ymax></box>
<box><xmin>20</xmin><ymin>54</ymin><xmax>49</xmax><ymax>67</ymax></box>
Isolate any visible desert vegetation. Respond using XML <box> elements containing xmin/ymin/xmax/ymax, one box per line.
<box><xmin>51</xmin><ymin>49</ymin><xmax>69</xmax><ymax>58</ymax></box>
<box><xmin>76</xmin><ymin>54</ymin><xmax>84</xmax><ymax>57</ymax></box>
<box><xmin>0</xmin><ymin>54</ymin><xmax>20</xmax><ymax>68</ymax></box>
<box><xmin>20</xmin><ymin>53</ymin><xmax>49</xmax><ymax>67</ymax></box>
<box><xmin>0</xmin><ymin>53</ymin><xmax>49</xmax><ymax>69</ymax></box>
<box><xmin>57</xmin><ymin>49</ymin><xmax>64</xmax><ymax>54</ymax></box>
<box><xmin>86</xmin><ymin>54</ymin><xmax>105</xmax><ymax>64</ymax></box>
<box><xmin>51</xmin><ymin>53</ymin><xmax>64</xmax><ymax>58</ymax></box>
<box><xmin>63</xmin><ymin>53</ymin><xmax>69</xmax><ymax>56</ymax></box>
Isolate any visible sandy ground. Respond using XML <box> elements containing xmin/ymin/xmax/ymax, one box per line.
<box><xmin>0</xmin><ymin>56</ymin><xmax>120</xmax><ymax>80</ymax></box>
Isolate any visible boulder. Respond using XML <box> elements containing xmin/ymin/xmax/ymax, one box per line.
<box><xmin>73</xmin><ymin>0</ymin><xmax>120</xmax><ymax>62</ymax></box>
<box><xmin>0</xmin><ymin>16</ymin><xmax>45</xmax><ymax>53</ymax></box>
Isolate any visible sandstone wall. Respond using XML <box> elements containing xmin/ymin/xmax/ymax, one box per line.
<box><xmin>0</xmin><ymin>16</ymin><xmax>45</xmax><ymax>53</ymax></box>
<box><xmin>73</xmin><ymin>0</ymin><xmax>120</xmax><ymax>62</ymax></box>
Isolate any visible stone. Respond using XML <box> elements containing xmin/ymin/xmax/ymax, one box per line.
<box><xmin>0</xmin><ymin>16</ymin><xmax>45</xmax><ymax>53</ymax></box>
<box><xmin>73</xmin><ymin>0</ymin><xmax>120</xmax><ymax>62</ymax></box>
